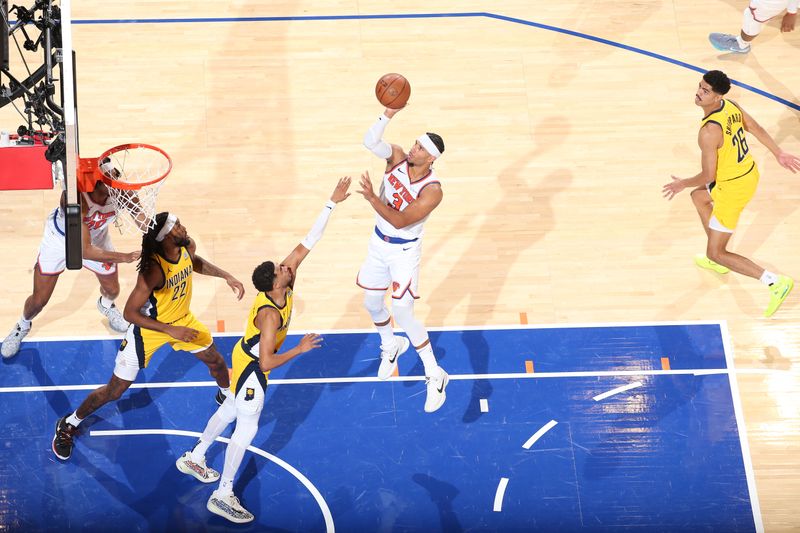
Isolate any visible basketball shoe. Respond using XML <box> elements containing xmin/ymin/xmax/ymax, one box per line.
<box><xmin>1</xmin><ymin>322</ymin><xmax>30</xmax><ymax>359</ymax></box>
<box><xmin>52</xmin><ymin>416</ymin><xmax>79</xmax><ymax>461</ymax></box>
<box><xmin>97</xmin><ymin>297</ymin><xmax>129</xmax><ymax>333</ymax></box>
<box><xmin>377</xmin><ymin>335</ymin><xmax>410</xmax><ymax>380</ymax></box>
<box><xmin>207</xmin><ymin>490</ymin><xmax>254</xmax><ymax>523</ymax></box>
<box><xmin>765</xmin><ymin>276</ymin><xmax>793</xmax><ymax>317</ymax></box>
<box><xmin>176</xmin><ymin>452</ymin><xmax>220</xmax><ymax>483</ymax></box>
<box><xmin>424</xmin><ymin>368</ymin><xmax>449</xmax><ymax>413</ymax></box>
<box><xmin>694</xmin><ymin>254</ymin><xmax>730</xmax><ymax>274</ymax></box>
<box><xmin>709</xmin><ymin>33</ymin><xmax>750</xmax><ymax>53</ymax></box>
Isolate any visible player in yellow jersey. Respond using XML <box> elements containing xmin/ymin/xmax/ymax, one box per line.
<box><xmin>663</xmin><ymin>70</ymin><xmax>800</xmax><ymax>317</ymax></box>
<box><xmin>176</xmin><ymin>177</ymin><xmax>352</xmax><ymax>524</ymax></box>
<box><xmin>52</xmin><ymin>212</ymin><xmax>245</xmax><ymax>461</ymax></box>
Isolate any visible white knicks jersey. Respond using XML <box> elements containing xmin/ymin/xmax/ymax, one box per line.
<box><xmin>55</xmin><ymin>192</ymin><xmax>116</xmax><ymax>244</ymax></box>
<box><xmin>376</xmin><ymin>159</ymin><xmax>441</xmax><ymax>240</ymax></box>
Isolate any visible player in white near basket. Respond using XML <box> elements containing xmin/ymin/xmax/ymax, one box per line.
<box><xmin>1</xmin><ymin>157</ymin><xmax>141</xmax><ymax>359</ymax></box>
<box><xmin>359</xmin><ymin>105</ymin><xmax>449</xmax><ymax>413</ymax></box>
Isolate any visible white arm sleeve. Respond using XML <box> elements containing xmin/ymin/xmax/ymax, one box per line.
<box><xmin>363</xmin><ymin>114</ymin><xmax>393</xmax><ymax>159</ymax></box>
<box><xmin>300</xmin><ymin>200</ymin><xmax>336</xmax><ymax>250</ymax></box>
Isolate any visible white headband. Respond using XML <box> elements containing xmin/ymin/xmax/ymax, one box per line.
<box><xmin>417</xmin><ymin>134</ymin><xmax>442</xmax><ymax>159</ymax></box>
<box><xmin>99</xmin><ymin>160</ymin><xmax>115</xmax><ymax>175</ymax></box>
<box><xmin>155</xmin><ymin>213</ymin><xmax>177</xmax><ymax>242</ymax></box>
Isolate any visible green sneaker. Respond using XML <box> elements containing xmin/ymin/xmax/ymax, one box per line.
<box><xmin>694</xmin><ymin>254</ymin><xmax>730</xmax><ymax>274</ymax></box>
<box><xmin>765</xmin><ymin>276</ymin><xmax>794</xmax><ymax>318</ymax></box>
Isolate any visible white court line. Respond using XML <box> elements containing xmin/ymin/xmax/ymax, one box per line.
<box><xmin>12</xmin><ymin>319</ymin><xmax>726</xmax><ymax>342</ymax></box>
<box><xmin>720</xmin><ymin>322</ymin><xmax>764</xmax><ymax>533</ymax></box>
<box><xmin>0</xmin><ymin>368</ymin><xmax>788</xmax><ymax>394</ymax></box>
<box><xmin>522</xmin><ymin>420</ymin><xmax>558</xmax><ymax>449</ymax></box>
<box><xmin>90</xmin><ymin>428</ymin><xmax>335</xmax><ymax>533</ymax></box>
<box><xmin>493</xmin><ymin>477</ymin><xmax>510</xmax><ymax>512</ymax></box>
<box><xmin>479</xmin><ymin>399</ymin><xmax>489</xmax><ymax>412</ymax></box>
<box><xmin>592</xmin><ymin>381</ymin><xmax>643</xmax><ymax>402</ymax></box>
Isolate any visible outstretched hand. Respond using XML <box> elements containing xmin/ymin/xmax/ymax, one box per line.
<box><xmin>662</xmin><ymin>176</ymin><xmax>686</xmax><ymax>200</ymax></box>
<box><xmin>776</xmin><ymin>151</ymin><xmax>800</xmax><ymax>173</ymax></box>
<box><xmin>330</xmin><ymin>176</ymin><xmax>352</xmax><ymax>203</ymax></box>
<box><xmin>357</xmin><ymin>171</ymin><xmax>377</xmax><ymax>201</ymax></box>
<box><xmin>123</xmin><ymin>250</ymin><xmax>142</xmax><ymax>263</ymax></box>
<box><xmin>226</xmin><ymin>276</ymin><xmax>246</xmax><ymax>300</ymax></box>
<box><xmin>297</xmin><ymin>333</ymin><xmax>322</xmax><ymax>354</ymax></box>
<box><xmin>384</xmin><ymin>106</ymin><xmax>403</xmax><ymax>118</ymax></box>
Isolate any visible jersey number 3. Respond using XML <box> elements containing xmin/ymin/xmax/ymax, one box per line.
<box><xmin>732</xmin><ymin>127</ymin><xmax>749</xmax><ymax>163</ymax></box>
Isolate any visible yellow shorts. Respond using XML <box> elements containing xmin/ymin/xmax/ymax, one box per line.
<box><xmin>230</xmin><ymin>340</ymin><xmax>270</xmax><ymax>415</ymax></box>
<box><xmin>113</xmin><ymin>312</ymin><xmax>213</xmax><ymax>381</ymax></box>
<box><xmin>710</xmin><ymin>164</ymin><xmax>759</xmax><ymax>231</ymax></box>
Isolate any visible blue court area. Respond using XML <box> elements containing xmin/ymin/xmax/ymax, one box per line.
<box><xmin>0</xmin><ymin>323</ymin><xmax>758</xmax><ymax>532</ymax></box>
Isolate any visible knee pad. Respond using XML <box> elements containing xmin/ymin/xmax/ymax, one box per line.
<box><xmin>231</xmin><ymin>411</ymin><xmax>259</xmax><ymax>445</ymax></box>
<box><xmin>742</xmin><ymin>5</ymin><xmax>765</xmax><ymax>36</ymax></box>
<box><xmin>363</xmin><ymin>291</ymin><xmax>390</xmax><ymax>322</ymax></box>
<box><xmin>391</xmin><ymin>298</ymin><xmax>428</xmax><ymax>347</ymax></box>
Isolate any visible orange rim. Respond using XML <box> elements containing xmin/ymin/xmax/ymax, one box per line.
<box><xmin>91</xmin><ymin>143</ymin><xmax>172</xmax><ymax>191</ymax></box>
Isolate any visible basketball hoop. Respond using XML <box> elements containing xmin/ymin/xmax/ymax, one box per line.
<box><xmin>78</xmin><ymin>143</ymin><xmax>171</xmax><ymax>234</ymax></box>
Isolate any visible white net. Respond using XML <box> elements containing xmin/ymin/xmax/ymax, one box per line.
<box><xmin>99</xmin><ymin>144</ymin><xmax>171</xmax><ymax>235</ymax></box>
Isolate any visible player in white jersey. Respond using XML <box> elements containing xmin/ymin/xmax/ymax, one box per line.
<box><xmin>709</xmin><ymin>0</ymin><xmax>797</xmax><ymax>53</ymax></box>
<box><xmin>1</xmin><ymin>158</ymin><xmax>141</xmax><ymax>359</ymax></box>
<box><xmin>359</xmin><ymin>105</ymin><xmax>449</xmax><ymax>413</ymax></box>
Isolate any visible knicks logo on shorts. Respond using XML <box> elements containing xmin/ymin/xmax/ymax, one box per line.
<box><xmin>102</xmin><ymin>262</ymin><xmax>112</xmax><ymax>271</ymax></box>
<box><xmin>245</xmin><ymin>388</ymin><xmax>255</xmax><ymax>401</ymax></box>
<box><xmin>392</xmin><ymin>281</ymin><xmax>400</xmax><ymax>292</ymax></box>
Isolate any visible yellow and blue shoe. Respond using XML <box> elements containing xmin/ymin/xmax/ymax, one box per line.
<box><xmin>765</xmin><ymin>276</ymin><xmax>794</xmax><ymax>318</ymax></box>
<box><xmin>694</xmin><ymin>254</ymin><xmax>730</xmax><ymax>274</ymax></box>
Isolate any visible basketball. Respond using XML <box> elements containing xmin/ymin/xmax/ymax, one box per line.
<box><xmin>375</xmin><ymin>73</ymin><xmax>411</xmax><ymax>109</ymax></box>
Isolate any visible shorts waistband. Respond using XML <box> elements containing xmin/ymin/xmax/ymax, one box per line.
<box><xmin>374</xmin><ymin>226</ymin><xmax>418</xmax><ymax>244</ymax></box>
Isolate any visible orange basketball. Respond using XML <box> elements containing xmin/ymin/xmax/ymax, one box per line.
<box><xmin>375</xmin><ymin>73</ymin><xmax>411</xmax><ymax>109</ymax></box>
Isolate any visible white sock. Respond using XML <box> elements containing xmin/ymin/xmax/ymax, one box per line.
<box><xmin>736</xmin><ymin>35</ymin><xmax>750</xmax><ymax>48</ymax></box>
<box><xmin>18</xmin><ymin>316</ymin><xmax>31</xmax><ymax>330</ymax></box>
<box><xmin>66</xmin><ymin>411</ymin><xmax>83</xmax><ymax>427</ymax></box>
<box><xmin>760</xmin><ymin>270</ymin><xmax>779</xmax><ymax>286</ymax></box>
<box><xmin>100</xmin><ymin>295</ymin><xmax>114</xmax><ymax>309</ymax></box>
<box><xmin>376</xmin><ymin>322</ymin><xmax>395</xmax><ymax>347</ymax></box>
<box><xmin>417</xmin><ymin>344</ymin><xmax>439</xmax><ymax>376</ymax></box>
<box><xmin>218</xmin><ymin>477</ymin><xmax>234</xmax><ymax>495</ymax></box>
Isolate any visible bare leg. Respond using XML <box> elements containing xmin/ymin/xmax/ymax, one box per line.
<box><xmin>690</xmin><ymin>187</ymin><xmax>713</xmax><ymax>238</ymax></box>
<box><xmin>75</xmin><ymin>374</ymin><xmax>134</xmax><ymax>419</ymax></box>
<box><xmin>195</xmin><ymin>344</ymin><xmax>231</xmax><ymax>388</ymax></box>
<box><xmin>706</xmin><ymin>229</ymin><xmax>765</xmax><ymax>279</ymax></box>
<box><xmin>94</xmin><ymin>269</ymin><xmax>121</xmax><ymax>300</ymax></box>
<box><xmin>22</xmin><ymin>264</ymin><xmax>61</xmax><ymax>321</ymax></box>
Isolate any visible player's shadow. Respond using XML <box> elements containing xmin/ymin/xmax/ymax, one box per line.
<box><xmin>427</xmin><ymin>116</ymin><xmax>573</xmax><ymax>423</ymax></box>
<box><xmin>412</xmin><ymin>473</ymin><xmax>463</xmax><ymax>533</ymax></box>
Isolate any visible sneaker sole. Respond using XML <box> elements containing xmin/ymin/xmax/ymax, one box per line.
<box><xmin>176</xmin><ymin>457</ymin><xmax>219</xmax><ymax>483</ymax></box>
<box><xmin>51</xmin><ymin>418</ymin><xmax>71</xmax><ymax>461</ymax></box>
<box><xmin>377</xmin><ymin>336</ymin><xmax>411</xmax><ymax>381</ymax></box>
<box><xmin>207</xmin><ymin>498</ymin><xmax>254</xmax><ymax>524</ymax></box>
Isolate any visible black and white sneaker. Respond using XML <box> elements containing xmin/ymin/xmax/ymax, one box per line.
<box><xmin>52</xmin><ymin>416</ymin><xmax>79</xmax><ymax>460</ymax></box>
<box><xmin>377</xmin><ymin>335</ymin><xmax>410</xmax><ymax>380</ymax></box>
<box><xmin>424</xmin><ymin>368</ymin><xmax>449</xmax><ymax>413</ymax></box>
<box><xmin>207</xmin><ymin>490</ymin><xmax>254</xmax><ymax>523</ymax></box>
<box><xmin>176</xmin><ymin>451</ymin><xmax>220</xmax><ymax>483</ymax></box>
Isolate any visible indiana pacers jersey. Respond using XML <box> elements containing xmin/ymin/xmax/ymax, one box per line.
<box><xmin>142</xmin><ymin>247</ymin><xmax>194</xmax><ymax>324</ymax></box>
<box><xmin>239</xmin><ymin>289</ymin><xmax>294</xmax><ymax>359</ymax></box>
<box><xmin>701</xmin><ymin>99</ymin><xmax>757</xmax><ymax>182</ymax></box>
<box><xmin>231</xmin><ymin>289</ymin><xmax>294</xmax><ymax>396</ymax></box>
<box><xmin>376</xmin><ymin>159</ymin><xmax>440</xmax><ymax>240</ymax></box>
